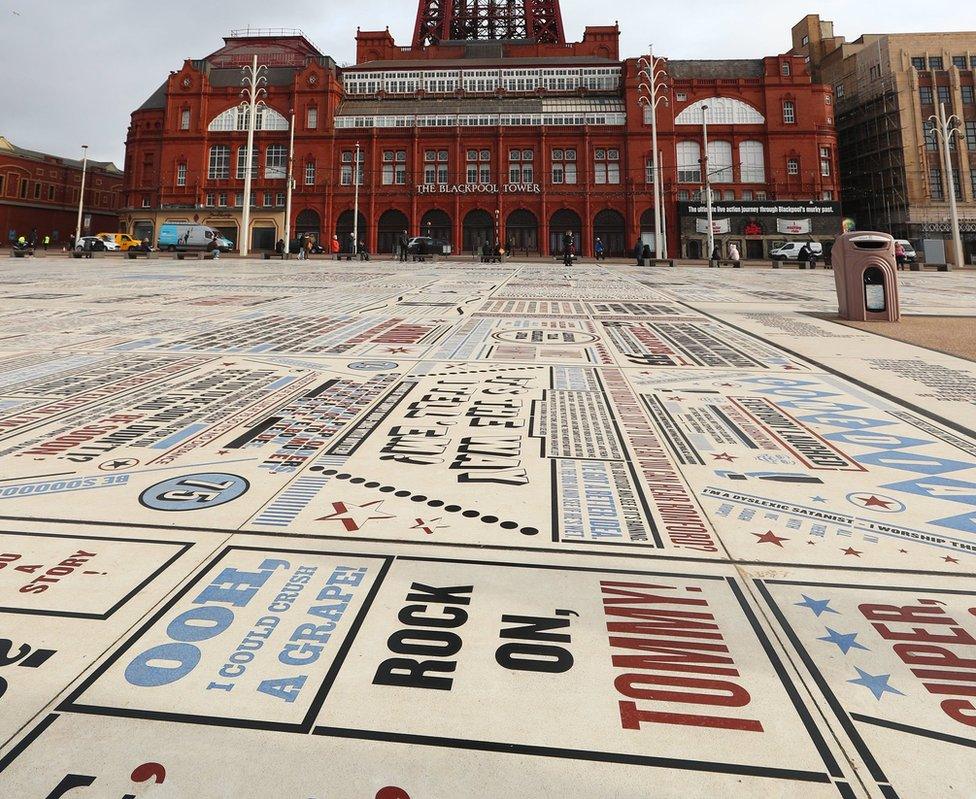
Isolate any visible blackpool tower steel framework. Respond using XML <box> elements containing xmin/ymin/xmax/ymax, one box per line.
<box><xmin>412</xmin><ymin>0</ymin><xmax>566</xmax><ymax>46</ymax></box>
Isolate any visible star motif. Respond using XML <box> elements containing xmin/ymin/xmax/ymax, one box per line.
<box><xmin>385</xmin><ymin>347</ymin><xmax>409</xmax><ymax>354</ymax></box>
<box><xmin>712</xmin><ymin>452</ymin><xmax>737</xmax><ymax>462</ymax></box>
<box><xmin>899</xmin><ymin>549</ymin><xmax>908</xmax><ymax>554</ymax></box>
<box><xmin>318</xmin><ymin>500</ymin><xmax>394</xmax><ymax>532</ymax></box>
<box><xmin>855</xmin><ymin>495</ymin><xmax>895</xmax><ymax>509</ymax></box>
<box><xmin>818</xmin><ymin>628</ymin><xmax>869</xmax><ymax>655</ymax></box>
<box><xmin>848</xmin><ymin>668</ymin><xmax>904</xmax><ymax>700</ymax></box>
<box><xmin>411</xmin><ymin>517</ymin><xmax>447</xmax><ymax>535</ymax></box>
<box><xmin>811</xmin><ymin>496</ymin><xmax>827</xmax><ymax>503</ymax></box>
<box><xmin>754</xmin><ymin>530</ymin><xmax>789</xmax><ymax>547</ymax></box>
<box><xmin>795</xmin><ymin>595</ymin><xmax>839</xmax><ymax>617</ymax></box>
<box><xmin>99</xmin><ymin>457</ymin><xmax>139</xmax><ymax>471</ymax></box>
<box><xmin>841</xmin><ymin>547</ymin><xmax>863</xmax><ymax>557</ymax></box>
<box><xmin>943</xmin><ymin>555</ymin><xmax>959</xmax><ymax>564</ymax></box>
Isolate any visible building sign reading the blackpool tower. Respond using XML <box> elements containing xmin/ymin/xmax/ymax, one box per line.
<box><xmin>417</xmin><ymin>182</ymin><xmax>542</xmax><ymax>195</ymax></box>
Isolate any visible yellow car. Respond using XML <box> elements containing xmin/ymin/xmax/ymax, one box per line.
<box><xmin>97</xmin><ymin>232</ymin><xmax>142</xmax><ymax>251</ymax></box>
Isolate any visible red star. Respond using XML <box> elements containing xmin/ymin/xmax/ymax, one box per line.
<box><xmin>411</xmin><ymin>517</ymin><xmax>447</xmax><ymax>535</ymax></box>
<box><xmin>754</xmin><ymin>530</ymin><xmax>789</xmax><ymax>547</ymax></box>
<box><xmin>840</xmin><ymin>547</ymin><xmax>863</xmax><ymax>557</ymax></box>
<box><xmin>712</xmin><ymin>452</ymin><xmax>736</xmax><ymax>462</ymax></box>
<box><xmin>856</xmin><ymin>495</ymin><xmax>895</xmax><ymax>509</ymax></box>
<box><xmin>943</xmin><ymin>555</ymin><xmax>959</xmax><ymax>564</ymax></box>
<box><xmin>318</xmin><ymin>500</ymin><xmax>394</xmax><ymax>532</ymax></box>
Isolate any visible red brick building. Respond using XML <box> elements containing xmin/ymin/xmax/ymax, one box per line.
<box><xmin>0</xmin><ymin>136</ymin><xmax>122</xmax><ymax>247</ymax></box>
<box><xmin>122</xmin><ymin>3</ymin><xmax>840</xmax><ymax>258</ymax></box>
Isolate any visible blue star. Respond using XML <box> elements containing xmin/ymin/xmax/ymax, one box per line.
<box><xmin>811</xmin><ymin>496</ymin><xmax>827</xmax><ymax>503</ymax></box>
<box><xmin>848</xmin><ymin>668</ymin><xmax>904</xmax><ymax>700</ymax></box>
<box><xmin>795</xmin><ymin>595</ymin><xmax>840</xmax><ymax>617</ymax></box>
<box><xmin>818</xmin><ymin>628</ymin><xmax>869</xmax><ymax>655</ymax></box>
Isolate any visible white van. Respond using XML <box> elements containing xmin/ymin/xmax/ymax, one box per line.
<box><xmin>157</xmin><ymin>223</ymin><xmax>233</xmax><ymax>253</ymax></box>
<box><xmin>770</xmin><ymin>241</ymin><xmax>823</xmax><ymax>261</ymax></box>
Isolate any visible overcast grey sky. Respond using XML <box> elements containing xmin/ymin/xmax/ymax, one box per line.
<box><xmin>0</xmin><ymin>0</ymin><xmax>968</xmax><ymax>165</ymax></box>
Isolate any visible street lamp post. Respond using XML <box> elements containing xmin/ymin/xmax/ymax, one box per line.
<box><xmin>240</xmin><ymin>55</ymin><xmax>268</xmax><ymax>257</ymax></box>
<box><xmin>284</xmin><ymin>107</ymin><xmax>296</xmax><ymax>257</ymax></box>
<box><xmin>638</xmin><ymin>46</ymin><xmax>668</xmax><ymax>260</ymax></box>
<box><xmin>75</xmin><ymin>144</ymin><xmax>89</xmax><ymax>244</ymax></box>
<box><xmin>701</xmin><ymin>104</ymin><xmax>715</xmax><ymax>259</ymax></box>
<box><xmin>929</xmin><ymin>102</ymin><xmax>964</xmax><ymax>268</ymax></box>
<box><xmin>353</xmin><ymin>141</ymin><xmax>361</xmax><ymax>256</ymax></box>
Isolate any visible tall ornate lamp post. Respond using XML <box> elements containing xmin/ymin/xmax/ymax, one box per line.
<box><xmin>353</xmin><ymin>141</ymin><xmax>362</xmax><ymax>256</ymax></box>
<box><xmin>74</xmin><ymin>144</ymin><xmax>89</xmax><ymax>245</ymax></box>
<box><xmin>284</xmin><ymin>107</ymin><xmax>296</xmax><ymax>255</ymax></box>
<box><xmin>240</xmin><ymin>55</ymin><xmax>268</xmax><ymax>257</ymax></box>
<box><xmin>701</xmin><ymin>104</ymin><xmax>715</xmax><ymax>259</ymax></box>
<box><xmin>929</xmin><ymin>102</ymin><xmax>964</xmax><ymax>267</ymax></box>
<box><xmin>637</xmin><ymin>46</ymin><xmax>668</xmax><ymax>260</ymax></box>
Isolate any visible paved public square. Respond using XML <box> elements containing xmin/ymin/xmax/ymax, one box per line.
<box><xmin>0</xmin><ymin>256</ymin><xmax>973</xmax><ymax>797</ymax></box>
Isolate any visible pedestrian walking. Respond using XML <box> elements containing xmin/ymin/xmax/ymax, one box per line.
<box><xmin>634</xmin><ymin>240</ymin><xmax>644</xmax><ymax>265</ymax></box>
<box><xmin>562</xmin><ymin>230</ymin><xmax>574</xmax><ymax>267</ymax></box>
<box><xmin>807</xmin><ymin>243</ymin><xmax>817</xmax><ymax>270</ymax></box>
<box><xmin>83</xmin><ymin>237</ymin><xmax>93</xmax><ymax>259</ymax></box>
<box><xmin>68</xmin><ymin>233</ymin><xmax>76</xmax><ymax>252</ymax></box>
<box><xmin>398</xmin><ymin>230</ymin><xmax>409</xmax><ymax>262</ymax></box>
<box><xmin>304</xmin><ymin>236</ymin><xmax>314</xmax><ymax>260</ymax></box>
<box><xmin>728</xmin><ymin>242</ymin><xmax>740</xmax><ymax>268</ymax></box>
<box><xmin>28</xmin><ymin>228</ymin><xmax>37</xmax><ymax>248</ymax></box>
<box><xmin>895</xmin><ymin>242</ymin><xmax>906</xmax><ymax>270</ymax></box>
<box><xmin>42</xmin><ymin>234</ymin><xmax>50</xmax><ymax>251</ymax></box>
<box><xmin>710</xmin><ymin>243</ymin><xmax>721</xmax><ymax>266</ymax></box>
<box><xmin>594</xmin><ymin>237</ymin><xmax>605</xmax><ymax>261</ymax></box>
<box><xmin>297</xmin><ymin>235</ymin><xmax>307</xmax><ymax>260</ymax></box>
<box><xmin>798</xmin><ymin>242</ymin><xmax>810</xmax><ymax>268</ymax></box>
<box><xmin>330</xmin><ymin>235</ymin><xmax>340</xmax><ymax>260</ymax></box>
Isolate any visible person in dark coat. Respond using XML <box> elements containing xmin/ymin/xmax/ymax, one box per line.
<box><xmin>68</xmin><ymin>233</ymin><xmax>76</xmax><ymax>252</ymax></box>
<box><xmin>83</xmin><ymin>237</ymin><xmax>93</xmax><ymax>259</ymax></box>
<box><xmin>641</xmin><ymin>244</ymin><xmax>652</xmax><ymax>263</ymax></box>
<box><xmin>275</xmin><ymin>239</ymin><xmax>285</xmax><ymax>255</ymax></box>
<box><xmin>562</xmin><ymin>230</ymin><xmax>574</xmax><ymax>267</ymax></box>
<box><xmin>797</xmin><ymin>243</ymin><xmax>810</xmax><ymax>265</ymax></box>
<box><xmin>634</xmin><ymin>240</ymin><xmax>644</xmax><ymax>265</ymax></box>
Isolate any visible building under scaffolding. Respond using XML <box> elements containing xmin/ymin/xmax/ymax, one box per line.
<box><xmin>792</xmin><ymin>15</ymin><xmax>976</xmax><ymax>264</ymax></box>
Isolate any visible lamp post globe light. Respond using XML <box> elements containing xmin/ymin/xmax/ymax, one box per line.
<box><xmin>637</xmin><ymin>45</ymin><xmax>668</xmax><ymax>260</ymax></box>
<box><xmin>74</xmin><ymin>144</ymin><xmax>89</xmax><ymax>245</ymax></box>
<box><xmin>240</xmin><ymin>55</ymin><xmax>268</xmax><ymax>257</ymax></box>
<box><xmin>928</xmin><ymin>102</ymin><xmax>964</xmax><ymax>268</ymax></box>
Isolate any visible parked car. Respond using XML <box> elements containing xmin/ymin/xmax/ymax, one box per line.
<box><xmin>894</xmin><ymin>239</ymin><xmax>918</xmax><ymax>263</ymax></box>
<box><xmin>407</xmin><ymin>236</ymin><xmax>452</xmax><ymax>256</ymax></box>
<box><xmin>770</xmin><ymin>241</ymin><xmax>823</xmax><ymax>261</ymax></box>
<box><xmin>75</xmin><ymin>236</ymin><xmax>111</xmax><ymax>252</ymax></box>
<box><xmin>97</xmin><ymin>232</ymin><xmax>142</xmax><ymax>251</ymax></box>
<box><xmin>157</xmin><ymin>223</ymin><xmax>233</xmax><ymax>252</ymax></box>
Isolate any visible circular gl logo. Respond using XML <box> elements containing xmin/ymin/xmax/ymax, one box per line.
<box><xmin>140</xmin><ymin>473</ymin><xmax>249</xmax><ymax>512</ymax></box>
<box><xmin>491</xmin><ymin>329</ymin><xmax>599</xmax><ymax>345</ymax></box>
<box><xmin>348</xmin><ymin>360</ymin><xmax>399</xmax><ymax>371</ymax></box>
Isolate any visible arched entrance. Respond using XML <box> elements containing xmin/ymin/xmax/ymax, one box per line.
<box><xmin>504</xmin><ymin>209</ymin><xmax>538</xmax><ymax>255</ymax></box>
<box><xmin>378</xmin><ymin>209</ymin><xmax>409</xmax><ymax>254</ymax></box>
<box><xmin>296</xmin><ymin>209</ymin><xmax>321</xmax><ymax>243</ymax></box>
<box><xmin>594</xmin><ymin>209</ymin><xmax>626</xmax><ymax>257</ymax></box>
<box><xmin>335</xmin><ymin>210</ymin><xmax>367</xmax><ymax>255</ymax></box>
<box><xmin>463</xmin><ymin>209</ymin><xmax>495</xmax><ymax>254</ymax></box>
<box><xmin>639</xmin><ymin>208</ymin><xmax>656</xmax><ymax>253</ymax></box>
<box><xmin>549</xmin><ymin>209</ymin><xmax>581</xmax><ymax>256</ymax></box>
<box><xmin>420</xmin><ymin>209</ymin><xmax>452</xmax><ymax>244</ymax></box>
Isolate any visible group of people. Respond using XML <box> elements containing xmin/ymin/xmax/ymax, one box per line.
<box><xmin>709</xmin><ymin>243</ymin><xmax>741</xmax><ymax>266</ymax></box>
<box><xmin>12</xmin><ymin>229</ymin><xmax>51</xmax><ymax>252</ymax></box>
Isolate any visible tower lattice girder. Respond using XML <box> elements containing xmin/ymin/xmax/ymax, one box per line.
<box><xmin>412</xmin><ymin>0</ymin><xmax>565</xmax><ymax>47</ymax></box>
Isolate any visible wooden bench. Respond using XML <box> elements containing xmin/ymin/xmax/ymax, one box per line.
<box><xmin>9</xmin><ymin>248</ymin><xmax>35</xmax><ymax>258</ymax></box>
<box><xmin>126</xmin><ymin>250</ymin><xmax>157</xmax><ymax>260</ymax></box>
<box><xmin>262</xmin><ymin>252</ymin><xmax>287</xmax><ymax>260</ymax></box>
<box><xmin>176</xmin><ymin>252</ymin><xmax>217</xmax><ymax>261</ymax></box>
<box><xmin>709</xmin><ymin>259</ymin><xmax>740</xmax><ymax>268</ymax></box>
<box><xmin>71</xmin><ymin>250</ymin><xmax>104</xmax><ymax>259</ymax></box>
<box><xmin>909</xmin><ymin>263</ymin><xmax>949</xmax><ymax>272</ymax></box>
<box><xmin>639</xmin><ymin>258</ymin><xmax>676</xmax><ymax>267</ymax></box>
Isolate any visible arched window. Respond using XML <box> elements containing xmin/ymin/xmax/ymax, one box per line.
<box><xmin>675</xmin><ymin>97</ymin><xmax>765</xmax><ymax>125</ymax></box>
<box><xmin>265</xmin><ymin>144</ymin><xmax>287</xmax><ymax>179</ymax></box>
<box><xmin>208</xmin><ymin>106</ymin><xmax>289</xmax><ymax>132</ymax></box>
<box><xmin>782</xmin><ymin>100</ymin><xmax>796</xmax><ymax>124</ymax></box>
<box><xmin>739</xmin><ymin>141</ymin><xmax>765</xmax><ymax>182</ymax></box>
<box><xmin>707</xmin><ymin>141</ymin><xmax>733</xmax><ymax>183</ymax></box>
<box><xmin>208</xmin><ymin>145</ymin><xmax>230</xmax><ymax>180</ymax></box>
<box><xmin>677</xmin><ymin>141</ymin><xmax>701</xmax><ymax>183</ymax></box>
